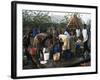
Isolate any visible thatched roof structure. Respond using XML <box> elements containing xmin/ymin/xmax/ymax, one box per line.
<box><xmin>67</xmin><ymin>14</ymin><xmax>83</xmax><ymax>29</ymax></box>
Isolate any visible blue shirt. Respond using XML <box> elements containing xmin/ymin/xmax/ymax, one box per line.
<box><xmin>32</xmin><ymin>28</ymin><xmax>38</xmax><ymax>37</ymax></box>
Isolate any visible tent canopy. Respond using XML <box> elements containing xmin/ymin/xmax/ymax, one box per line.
<box><xmin>67</xmin><ymin>14</ymin><xmax>83</xmax><ymax>29</ymax></box>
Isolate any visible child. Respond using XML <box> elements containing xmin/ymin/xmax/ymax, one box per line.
<box><xmin>52</xmin><ymin>39</ymin><xmax>62</xmax><ymax>61</ymax></box>
<box><xmin>75</xmin><ymin>37</ymin><xmax>84</xmax><ymax>57</ymax></box>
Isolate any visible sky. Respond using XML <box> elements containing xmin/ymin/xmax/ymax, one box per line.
<box><xmin>24</xmin><ymin>10</ymin><xmax>91</xmax><ymax>24</ymax></box>
<box><xmin>48</xmin><ymin>12</ymin><xmax>91</xmax><ymax>24</ymax></box>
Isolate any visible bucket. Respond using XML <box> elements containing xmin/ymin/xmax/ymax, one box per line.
<box><xmin>44</xmin><ymin>53</ymin><xmax>50</xmax><ymax>61</ymax></box>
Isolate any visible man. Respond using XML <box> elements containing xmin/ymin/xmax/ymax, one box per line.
<box><xmin>82</xmin><ymin>24</ymin><xmax>90</xmax><ymax>55</ymax></box>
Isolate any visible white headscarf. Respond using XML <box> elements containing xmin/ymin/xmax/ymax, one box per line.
<box><xmin>76</xmin><ymin>29</ymin><xmax>81</xmax><ymax>37</ymax></box>
<box><xmin>64</xmin><ymin>31</ymin><xmax>70</xmax><ymax>39</ymax></box>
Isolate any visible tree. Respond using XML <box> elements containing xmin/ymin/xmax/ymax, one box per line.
<box><xmin>22</xmin><ymin>10</ymin><xmax>52</xmax><ymax>31</ymax></box>
<box><xmin>32</xmin><ymin>11</ymin><xmax>52</xmax><ymax>31</ymax></box>
<box><xmin>22</xmin><ymin>10</ymin><xmax>34</xmax><ymax>27</ymax></box>
<box><xmin>59</xmin><ymin>14</ymin><xmax>68</xmax><ymax>29</ymax></box>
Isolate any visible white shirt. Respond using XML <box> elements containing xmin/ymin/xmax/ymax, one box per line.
<box><xmin>76</xmin><ymin>29</ymin><xmax>81</xmax><ymax>37</ymax></box>
<box><xmin>82</xmin><ymin>29</ymin><xmax>88</xmax><ymax>42</ymax></box>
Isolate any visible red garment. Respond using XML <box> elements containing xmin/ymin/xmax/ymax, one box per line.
<box><xmin>27</xmin><ymin>48</ymin><xmax>37</xmax><ymax>56</ymax></box>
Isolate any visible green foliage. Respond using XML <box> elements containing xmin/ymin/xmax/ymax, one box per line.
<box><xmin>22</xmin><ymin>10</ymin><xmax>71</xmax><ymax>33</ymax></box>
<box><xmin>22</xmin><ymin>10</ymin><xmax>52</xmax><ymax>29</ymax></box>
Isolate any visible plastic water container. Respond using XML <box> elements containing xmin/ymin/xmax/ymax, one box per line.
<box><xmin>44</xmin><ymin>53</ymin><xmax>50</xmax><ymax>61</ymax></box>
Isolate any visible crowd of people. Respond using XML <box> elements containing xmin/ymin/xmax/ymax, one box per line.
<box><xmin>23</xmin><ymin>24</ymin><xmax>90</xmax><ymax>66</ymax></box>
